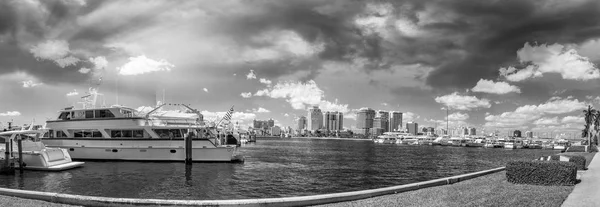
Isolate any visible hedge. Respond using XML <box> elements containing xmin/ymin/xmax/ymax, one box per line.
<box><xmin>549</xmin><ymin>155</ymin><xmax>561</xmax><ymax>161</ymax></box>
<box><xmin>567</xmin><ymin>155</ymin><xmax>586</xmax><ymax>170</ymax></box>
<box><xmin>566</xmin><ymin>146</ymin><xmax>586</xmax><ymax>152</ymax></box>
<box><xmin>506</xmin><ymin>161</ymin><xmax>577</xmax><ymax>186</ymax></box>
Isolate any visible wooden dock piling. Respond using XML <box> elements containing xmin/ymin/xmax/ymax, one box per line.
<box><xmin>185</xmin><ymin>135</ymin><xmax>192</xmax><ymax>165</ymax></box>
<box><xmin>17</xmin><ymin>138</ymin><xmax>23</xmax><ymax>173</ymax></box>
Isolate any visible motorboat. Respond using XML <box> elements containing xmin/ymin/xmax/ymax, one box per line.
<box><xmin>504</xmin><ymin>139</ymin><xmax>524</xmax><ymax>149</ymax></box>
<box><xmin>0</xmin><ymin>129</ymin><xmax>84</xmax><ymax>171</ymax></box>
<box><xmin>465</xmin><ymin>138</ymin><xmax>485</xmax><ymax>147</ymax></box>
<box><xmin>553</xmin><ymin>139</ymin><xmax>570</xmax><ymax>150</ymax></box>
<box><xmin>373</xmin><ymin>134</ymin><xmax>397</xmax><ymax>144</ymax></box>
<box><xmin>40</xmin><ymin>88</ymin><xmax>244</xmax><ymax>162</ymax></box>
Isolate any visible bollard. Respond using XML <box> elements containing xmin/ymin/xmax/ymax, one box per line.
<box><xmin>185</xmin><ymin>135</ymin><xmax>192</xmax><ymax>165</ymax></box>
<box><xmin>17</xmin><ymin>139</ymin><xmax>23</xmax><ymax>173</ymax></box>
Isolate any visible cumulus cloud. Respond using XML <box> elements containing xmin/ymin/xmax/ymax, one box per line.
<box><xmin>203</xmin><ymin>88</ymin><xmax>208</xmax><ymax>93</ymax></box>
<box><xmin>117</xmin><ymin>55</ymin><xmax>174</xmax><ymax>75</ymax></box>
<box><xmin>240</xmin><ymin>92</ymin><xmax>252</xmax><ymax>98</ymax></box>
<box><xmin>29</xmin><ymin>40</ymin><xmax>71</xmax><ymax>61</ymax></box>
<box><xmin>259</xmin><ymin>78</ymin><xmax>272</xmax><ymax>85</ymax></box>
<box><xmin>533</xmin><ymin>117</ymin><xmax>559</xmax><ymax>125</ymax></box>
<box><xmin>500</xmin><ymin>42</ymin><xmax>600</xmax><ymax>81</ymax></box>
<box><xmin>434</xmin><ymin>92</ymin><xmax>491</xmax><ymax>110</ymax></box>
<box><xmin>66</xmin><ymin>90</ymin><xmax>79</xmax><ymax>96</ymax></box>
<box><xmin>29</xmin><ymin>40</ymin><xmax>81</xmax><ymax>68</ymax></box>
<box><xmin>561</xmin><ymin>116</ymin><xmax>584</xmax><ymax>124</ymax></box>
<box><xmin>253</xmin><ymin>80</ymin><xmax>353</xmax><ymax>115</ymax></box>
<box><xmin>471</xmin><ymin>79</ymin><xmax>521</xmax><ymax>94</ymax></box>
<box><xmin>254</xmin><ymin>107</ymin><xmax>270</xmax><ymax>113</ymax></box>
<box><xmin>484</xmin><ymin>97</ymin><xmax>587</xmax><ymax>129</ymax></box>
<box><xmin>0</xmin><ymin>111</ymin><xmax>21</xmax><ymax>116</ymax></box>
<box><xmin>22</xmin><ymin>80</ymin><xmax>42</xmax><ymax>88</ymax></box>
<box><xmin>448</xmin><ymin>112</ymin><xmax>469</xmax><ymax>121</ymax></box>
<box><xmin>246</xmin><ymin>70</ymin><xmax>257</xmax><ymax>80</ymax></box>
<box><xmin>403</xmin><ymin>112</ymin><xmax>418</xmax><ymax>122</ymax></box>
<box><xmin>90</xmin><ymin>56</ymin><xmax>108</xmax><ymax>70</ymax></box>
<box><xmin>78</xmin><ymin>68</ymin><xmax>91</xmax><ymax>74</ymax></box>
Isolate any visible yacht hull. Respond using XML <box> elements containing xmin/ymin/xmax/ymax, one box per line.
<box><xmin>41</xmin><ymin>139</ymin><xmax>240</xmax><ymax>162</ymax></box>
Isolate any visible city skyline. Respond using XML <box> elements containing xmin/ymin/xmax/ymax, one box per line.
<box><xmin>1</xmin><ymin>1</ymin><xmax>600</xmax><ymax>134</ymax></box>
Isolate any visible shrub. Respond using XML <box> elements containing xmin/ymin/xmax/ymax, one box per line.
<box><xmin>506</xmin><ymin>161</ymin><xmax>577</xmax><ymax>186</ymax></box>
<box><xmin>566</xmin><ymin>146</ymin><xmax>586</xmax><ymax>152</ymax></box>
<box><xmin>567</xmin><ymin>155</ymin><xmax>586</xmax><ymax>170</ymax></box>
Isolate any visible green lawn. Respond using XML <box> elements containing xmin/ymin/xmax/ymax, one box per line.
<box><xmin>318</xmin><ymin>153</ymin><xmax>596</xmax><ymax>207</ymax></box>
<box><xmin>0</xmin><ymin>195</ymin><xmax>79</xmax><ymax>207</ymax></box>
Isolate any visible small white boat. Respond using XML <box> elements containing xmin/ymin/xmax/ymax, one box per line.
<box><xmin>1</xmin><ymin>129</ymin><xmax>84</xmax><ymax>171</ymax></box>
<box><xmin>373</xmin><ymin>135</ymin><xmax>397</xmax><ymax>144</ymax></box>
<box><xmin>504</xmin><ymin>139</ymin><xmax>524</xmax><ymax>149</ymax></box>
<box><xmin>553</xmin><ymin>139</ymin><xmax>569</xmax><ymax>150</ymax></box>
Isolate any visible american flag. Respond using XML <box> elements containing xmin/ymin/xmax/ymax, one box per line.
<box><xmin>223</xmin><ymin>106</ymin><xmax>234</xmax><ymax>121</ymax></box>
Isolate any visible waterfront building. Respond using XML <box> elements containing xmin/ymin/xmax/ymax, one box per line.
<box><xmin>525</xmin><ymin>131</ymin><xmax>533</xmax><ymax>138</ymax></box>
<box><xmin>323</xmin><ymin>111</ymin><xmax>331</xmax><ymax>131</ymax></box>
<box><xmin>335</xmin><ymin>112</ymin><xmax>344</xmax><ymax>130</ymax></box>
<box><xmin>356</xmin><ymin>108</ymin><xmax>375</xmax><ymax>136</ymax></box>
<box><xmin>378</xmin><ymin>111</ymin><xmax>389</xmax><ymax>132</ymax></box>
<box><xmin>307</xmin><ymin>106</ymin><xmax>323</xmax><ymax>131</ymax></box>
<box><xmin>297</xmin><ymin>116</ymin><xmax>307</xmax><ymax>131</ymax></box>
<box><xmin>427</xmin><ymin>127</ymin><xmax>435</xmax><ymax>133</ymax></box>
<box><xmin>372</xmin><ymin>128</ymin><xmax>384</xmax><ymax>136</ymax></box>
<box><xmin>373</xmin><ymin>117</ymin><xmax>383</xmax><ymax>130</ymax></box>
<box><xmin>513</xmin><ymin>130</ymin><xmax>522</xmax><ymax>137</ymax></box>
<box><xmin>406</xmin><ymin>122</ymin><xmax>418</xmax><ymax>135</ymax></box>
<box><xmin>468</xmin><ymin>127</ymin><xmax>476</xmax><ymax>136</ymax></box>
<box><xmin>271</xmin><ymin>126</ymin><xmax>281</xmax><ymax>136</ymax></box>
<box><xmin>389</xmin><ymin>111</ymin><xmax>403</xmax><ymax>132</ymax></box>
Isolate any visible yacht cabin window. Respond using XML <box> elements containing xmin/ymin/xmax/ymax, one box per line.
<box><xmin>153</xmin><ymin>129</ymin><xmax>183</xmax><ymax>138</ymax></box>
<box><xmin>56</xmin><ymin>130</ymin><xmax>67</xmax><ymax>138</ymax></box>
<box><xmin>85</xmin><ymin>110</ymin><xmax>94</xmax><ymax>119</ymax></box>
<box><xmin>110</xmin><ymin>129</ymin><xmax>144</xmax><ymax>138</ymax></box>
<box><xmin>95</xmin><ymin>110</ymin><xmax>115</xmax><ymax>118</ymax></box>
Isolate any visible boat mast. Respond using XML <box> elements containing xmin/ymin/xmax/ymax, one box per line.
<box><xmin>446</xmin><ymin>105</ymin><xmax>449</xmax><ymax>135</ymax></box>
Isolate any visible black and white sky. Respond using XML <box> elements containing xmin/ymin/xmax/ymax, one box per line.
<box><xmin>1</xmin><ymin>0</ymin><xmax>600</xmax><ymax>134</ymax></box>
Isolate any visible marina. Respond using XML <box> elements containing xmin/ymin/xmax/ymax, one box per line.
<box><xmin>0</xmin><ymin>138</ymin><xmax>557</xmax><ymax>200</ymax></box>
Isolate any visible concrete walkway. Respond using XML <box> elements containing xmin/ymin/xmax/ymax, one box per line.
<box><xmin>562</xmin><ymin>153</ymin><xmax>600</xmax><ymax>207</ymax></box>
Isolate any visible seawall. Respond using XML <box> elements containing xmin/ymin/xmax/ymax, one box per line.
<box><xmin>0</xmin><ymin>167</ymin><xmax>505</xmax><ymax>207</ymax></box>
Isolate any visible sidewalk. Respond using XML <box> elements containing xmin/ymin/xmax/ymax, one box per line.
<box><xmin>562</xmin><ymin>153</ymin><xmax>600</xmax><ymax>207</ymax></box>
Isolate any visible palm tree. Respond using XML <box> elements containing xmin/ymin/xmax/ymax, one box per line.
<box><xmin>594</xmin><ymin>112</ymin><xmax>600</xmax><ymax>146</ymax></box>
<box><xmin>583</xmin><ymin>105</ymin><xmax>596</xmax><ymax>150</ymax></box>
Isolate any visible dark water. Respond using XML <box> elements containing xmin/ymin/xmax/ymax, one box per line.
<box><xmin>0</xmin><ymin>138</ymin><xmax>557</xmax><ymax>200</ymax></box>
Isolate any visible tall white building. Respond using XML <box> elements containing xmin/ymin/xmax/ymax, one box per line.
<box><xmin>307</xmin><ymin>106</ymin><xmax>323</xmax><ymax>131</ymax></box>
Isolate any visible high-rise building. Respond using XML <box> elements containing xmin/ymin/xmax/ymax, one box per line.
<box><xmin>378</xmin><ymin>111</ymin><xmax>389</xmax><ymax>132</ymax></box>
<box><xmin>307</xmin><ymin>106</ymin><xmax>323</xmax><ymax>131</ymax></box>
<box><xmin>427</xmin><ymin>127</ymin><xmax>435</xmax><ymax>133</ymax></box>
<box><xmin>335</xmin><ymin>112</ymin><xmax>344</xmax><ymax>130</ymax></box>
<box><xmin>323</xmin><ymin>111</ymin><xmax>331</xmax><ymax>130</ymax></box>
<box><xmin>525</xmin><ymin>131</ymin><xmax>533</xmax><ymax>138</ymax></box>
<box><xmin>322</xmin><ymin>111</ymin><xmax>343</xmax><ymax>131</ymax></box>
<box><xmin>356</xmin><ymin>108</ymin><xmax>375</xmax><ymax>129</ymax></box>
<box><xmin>373</xmin><ymin>117</ymin><xmax>383</xmax><ymax>129</ymax></box>
<box><xmin>297</xmin><ymin>116</ymin><xmax>307</xmax><ymax>130</ymax></box>
<box><xmin>513</xmin><ymin>130</ymin><xmax>522</xmax><ymax>137</ymax></box>
<box><xmin>389</xmin><ymin>112</ymin><xmax>403</xmax><ymax>131</ymax></box>
<box><xmin>267</xmin><ymin>119</ymin><xmax>274</xmax><ymax>127</ymax></box>
<box><xmin>406</xmin><ymin>122</ymin><xmax>418</xmax><ymax>135</ymax></box>
<box><xmin>468</xmin><ymin>127</ymin><xmax>476</xmax><ymax>136</ymax></box>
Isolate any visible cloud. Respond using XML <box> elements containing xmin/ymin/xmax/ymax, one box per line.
<box><xmin>448</xmin><ymin>112</ymin><xmax>469</xmax><ymax>121</ymax></box>
<box><xmin>284</xmin><ymin>113</ymin><xmax>290</xmax><ymax>117</ymax></box>
<box><xmin>90</xmin><ymin>56</ymin><xmax>108</xmax><ymax>70</ymax></box>
<box><xmin>240</xmin><ymin>92</ymin><xmax>252</xmax><ymax>98</ymax></box>
<box><xmin>78</xmin><ymin>68</ymin><xmax>91</xmax><ymax>74</ymax></box>
<box><xmin>259</xmin><ymin>78</ymin><xmax>272</xmax><ymax>85</ymax></box>
<box><xmin>254</xmin><ymin>107</ymin><xmax>270</xmax><ymax>113</ymax></box>
<box><xmin>22</xmin><ymin>80</ymin><xmax>42</xmax><ymax>88</ymax></box>
<box><xmin>471</xmin><ymin>79</ymin><xmax>521</xmax><ymax>94</ymax></box>
<box><xmin>117</xmin><ymin>55</ymin><xmax>174</xmax><ymax>75</ymax></box>
<box><xmin>201</xmin><ymin>110</ymin><xmax>257</xmax><ymax>123</ymax></box>
<box><xmin>501</xmin><ymin>42</ymin><xmax>600</xmax><ymax>81</ymax></box>
<box><xmin>484</xmin><ymin>97</ymin><xmax>587</xmax><ymax>129</ymax></box>
<box><xmin>0</xmin><ymin>111</ymin><xmax>21</xmax><ymax>116</ymax></box>
<box><xmin>203</xmin><ymin>88</ymin><xmax>208</xmax><ymax>93</ymax></box>
<box><xmin>29</xmin><ymin>40</ymin><xmax>71</xmax><ymax>61</ymax></box>
<box><xmin>533</xmin><ymin>117</ymin><xmax>560</xmax><ymax>125</ymax></box>
<box><xmin>246</xmin><ymin>70</ymin><xmax>257</xmax><ymax>80</ymax></box>
<box><xmin>66</xmin><ymin>90</ymin><xmax>79</xmax><ymax>96</ymax></box>
<box><xmin>403</xmin><ymin>112</ymin><xmax>419</xmax><ymax>122</ymax></box>
<box><xmin>434</xmin><ymin>92</ymin><xmax>491</xmax><ymax>110</ymax></box>
<box><xmin>381</xmin><ymin>103</ymin><xmax>388</xmax><ymax>106</ymax></box>
<box><xmin>561</xmin><ymin>116</ymin><xmax>585</xmax><ymax>124</ymax></box>
<box><xmin>253</xmin><ymin>80</ymin><xmax>353</xmax><ymax>115</ymax></box>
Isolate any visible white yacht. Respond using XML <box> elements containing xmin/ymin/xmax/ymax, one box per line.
<box><xmin>40</xmin><ymin>89</ymin><xmax>243</xmax><ymax>162</ymax></box>
<box><xmin>1</xmin><ymin>129</ymin><xmax>84</xmax><ymax>171</ymax></box>
<box><xmin>373</xmin><ymin>133</ymin><xmax>398</xmax><ymax>144</ymax></box>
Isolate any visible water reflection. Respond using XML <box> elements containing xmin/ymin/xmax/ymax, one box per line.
<box><xmin>0</xmin><ymin>138</ymin><xmax>557</xmax><ymax>200</ymax></box>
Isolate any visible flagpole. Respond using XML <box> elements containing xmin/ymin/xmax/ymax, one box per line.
<box><xmin>216</xmin><ymin>105</ymin><xmax>235</xmax><ymax>127</ymax></box>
